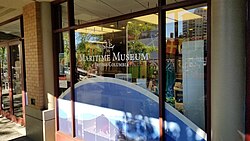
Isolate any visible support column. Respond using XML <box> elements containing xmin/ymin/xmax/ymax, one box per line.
<box><xmin>41</xmin><ymin>2</ymin><xmax>54</xmax><ymax>110</ymax></box>
<box><xmin>211</xmin><ymin>0</ymin><xmax>246</xmax><ymax>140</ymax></box>
<box><xmin>41</xmin><ymin>2</ymin><xmax>55</xmax><ymax>141</ymax></box>
<box><xmin>23</xmin><ymin>1</ymin><xmax>44</xmax><ymax>110</ymax></box>
<box><xmin>23</xmin><ymin>1</ymin><xmax>55</xmax><ymax>141</ymax></box>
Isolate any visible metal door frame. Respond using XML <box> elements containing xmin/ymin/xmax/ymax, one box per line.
<box><xmin>0</xmin><ymin>39</ymin><xmax>26</xmax><ymax>125</ymax></box>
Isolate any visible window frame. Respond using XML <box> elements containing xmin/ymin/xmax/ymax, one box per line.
<box><xmin>51</xmin><ymin>0</ymin><xmax>210</xmax><ymax>140</ymax></box>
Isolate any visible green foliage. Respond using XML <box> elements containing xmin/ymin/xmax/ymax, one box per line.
<box><xmin>129</xmin><ymin>41</ymin><xmax>157</xmax><ymax>54</ymax></box>
<box><xmin>0</xmin><ymin>47</ymin><xmax>6</xmax><ymax>66</ymax></box>
<box><xmin>76</xmin><ymin>33</ymin><xmax>102</xmax><ymax>54</ymax></box>
<box><xmin>127</xmin><ymin>21</ymin><xmax>158</xmax><ymax>78</ymax></box>
<box><xmin>0</xmin><ymin>47</ymin><xmax>5</xmax><ymax>58</ymax></box>
<box><xmin>127</xmin><ymin>21</ymin><xmax>157</xmax><ymax>54</ymax></box>
<box><xmin>62</xmin><ymin>33</ymin><xmax>70</xmax><ymax>67</ymax></box>
<box><xmin>128</xmin><ymin>21</ymin><xmax>156</xmax><ymax>40</ymax></box>
<box><xmin>166</xmin><ymin>97</ymin><xmax>175</xmax><ymax>107</ymax></box>
<box><xmin>75</xmin><ymin>33</ymin><xmax>103</xmax><ymax>70</ymax></box>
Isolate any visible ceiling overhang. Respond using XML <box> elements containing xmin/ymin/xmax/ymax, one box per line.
<box><xmin>0</xmin><ymin>0</ymin><xmax>55</xmax><ymax>24</ymax></box>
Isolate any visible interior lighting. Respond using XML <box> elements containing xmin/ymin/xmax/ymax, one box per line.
<box><xmin>76</xmin><ymin>26</ymin><xmax>121</xmax><ymax>35</ymax></box>
<box><xmin>133</xmin><ymin>8</ymin><xmax>202</xmax><ymax>25</ymax></box>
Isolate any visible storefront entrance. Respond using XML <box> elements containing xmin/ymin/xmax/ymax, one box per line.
<box><xmin>0</xmin><ymin>40</ymin><xmax>25</xmax><ymax>125</ymax></box>
<box><xmin>53</xmin><ymin>0</ymin><xmax>208</xmax><ymax>140</ymax></box>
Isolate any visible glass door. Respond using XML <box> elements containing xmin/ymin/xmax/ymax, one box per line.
<box><xmin>10</xmin><ymin>44</ymin><xmax>23</xmax><ymax>118</ymax></box>
<box><xmin>0</xmin><ymin>47</ymin><xmax>9</xmax><ymax>112</ymax></box>
<box><xmin>0</xmin><ymin>42</ymin><xmax>24</xmax><ymax>119</ymax></box>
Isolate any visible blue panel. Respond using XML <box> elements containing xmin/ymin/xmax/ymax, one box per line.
<box><xmin>165</xmin><ymin>110</ymin><xmax>205</xmax><ymax>141</ymax></box>
<box><xmin>74</xmin><ymin>82</ymin><xmax>159</xmax><ymax>118</ymax></box>
<box><xmin>58</xmin><ymin>77</ymin><xmax>206</xmax><ymax>141</ymax></box>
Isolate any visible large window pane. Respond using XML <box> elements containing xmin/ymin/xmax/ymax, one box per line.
<box><xmin>164</xmin><ymin>5</ymin><xmax>207</xmax><ymax>140</ymax></box>
<box><xmin>0</xmin><ymin>47</ymin><xmax>9</xmax><ymax>112</ymax></box>
<box><xmin>0</xmin><ymin>20</ymin><xmax>21</xmax><ymax>37</ymax></box>
<box><xmin>74</xmin><ymin>0</ymin><xmax>158</xmax><ymax>24</ymax></box>
<box><xmin>61</xmin><ymin>2</ymin><xmax>68</xmax><ymax>28</ymax></box>
<box><xmin>10</xmin><ymin>44</ymin><xmax>23</xmax><ymax>118</ymax></box>
<box><xmin>71</xmin><ymin>14</ymin><xmax>159</xmax><ymax>140</ymax></box>
<box><xmin>0</xmin><ymin>19</ymin><xmax>23</xmax><ymax>118</ymax></box>
<box><xmin>58</xmin><ymin>32</ymin><xmax>72</xmax><ymax>135</ymax></box>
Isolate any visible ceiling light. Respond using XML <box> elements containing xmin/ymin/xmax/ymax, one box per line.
<box><xmin>202</xmin><ymin>6</ymin><xmax>208</xmax><ymax>10</ymax></box>
<box><xmin>76</xmin><ymin>26</ymin><xmax>121</xmax><ymax>35</ymax></box>
<box><xmin>133</xmin><ymin>8</ymin><xmax>202</xmax><ymax>25</ymax></box>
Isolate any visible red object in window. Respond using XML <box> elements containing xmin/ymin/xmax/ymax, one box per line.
<box><xmin>59</xmin><ymin>76</ymin><xmax>67</xmax><ymax>80</ymax></box>
<box><xmin>166</xmin><ymin>38</ymin><xmax>178</xmax><ymax>54</ymax></box>
<box><xmin>246</xmin><ymin>134</ymin><xmax>250</xmax><ymax>141</ymax></box>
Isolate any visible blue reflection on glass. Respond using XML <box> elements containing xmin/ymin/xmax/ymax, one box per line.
<box><xmin>58</xmin><ymin>77</ymin><xmax>206</xmax><ymax>141</ymax></box>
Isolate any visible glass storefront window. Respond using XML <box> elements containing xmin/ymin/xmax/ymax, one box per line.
<box><xmin>61</xmin><ymin>2</ymin><xmax>68</xmax><ymax>28</ymax></box>
<box><xmin>55</xmin><ymin>1</ymin><xmax>208</xmax><ymax>140</ymax></box>
<box><xmin>58</xmin><ymin>32</ymin><xmax>72</xmax><ymax>135</ymax></box>
<box><xmin>10</xmin><ymin>44</ymin><xmax>22</xmax><ymax>118</ymax></box>
<box><xmin>0</xmin><ymin>47</ymin><xmax>9</xmax><ymax>113</ymax></box>
<box><xmin>0</xmin><ymin>43</ymin><xmax>23</xmax><ymax>117</ymax></box>
<box><xmin>164</xmin><ymin>5</ymin><xmax>207</xmax><ymax>140</ymax></box>
<box><xmin>0</xmin><ymin>18</ymin><xmax>25</xmax><ymax>122</ymax></box>
<box><xmin>74</xmin><ymin>17</ymin><xmax>159</xmax><ymax>93</ymax></box>
<box><xmin>74</xmin><ymin>0</ymin><xmax>158</xmax><ymax>24</ymax></box>
<box><xmin>69</xmin><ymin>14</ymin><xmax>159</xmax><ymax>140</ymax></box>
<box><xmin>0</xmin><ymin>21</ymin><xmax>21</xmax><ymax>37</ymax></box>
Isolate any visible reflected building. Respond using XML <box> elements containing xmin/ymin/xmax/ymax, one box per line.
<box><xmin>183</xmin><ymin>7</ymin><xmax>207</xmax><ymax>41</ymax></box>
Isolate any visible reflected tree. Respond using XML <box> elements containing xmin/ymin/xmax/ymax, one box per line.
<box><xmin>75</xmin><ymin>33</ymin><xmax>102</xmax><ymax>70</ymax></box>
<box><xmin>0</xmin><ymin>47</ymin><xmax>6</xmax><ymax>78</ymax></box>
<box><xmin>115</xmin><ymin>112</ymin><xmax>159</xmax><ymax>141</ymax></box>
<box><xmin>128</xmin><ymin>21</ymin><xmax>157</xmax><ymax>55</ymax></box>
<box><xmin>127</xmin><ymin>21</ymin><xmax>158</xmax><ymax>79</ymax></box>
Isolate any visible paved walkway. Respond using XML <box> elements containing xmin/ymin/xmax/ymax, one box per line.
<box><xmin>0</xmin><ymin>115</ymin><xmax>32</xmax><ymax>141</ymax></box>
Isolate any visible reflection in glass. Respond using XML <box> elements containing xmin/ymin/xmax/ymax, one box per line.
<box><xmin>165</xmin><ymin>5</ymin><xmax>207</xmax><ymax>140</ymax></box>
<box><xmin>70</xmin><ymin>14</ymin><xmax>159</xmax><ymax>140</ymax></box>
<box><xmin>0</xmin><ymin>20</ymin><xmax>21</xmax><ymax>37</ymax></box>
<box><xmin>57</xmin><ymin>4</ymin><xmax>208</xmax><ymax>140</ymax></box>
<box><xmin>0</xmin><ymin>19</ymin><xmax>22</xmax><ymax>117</ymax></box>
<box><xmin>74</xmin><ymin>0</ymin><xmax>158</xmax><ymax>24</ymax></box>
<box><xmin>58</xmin><ymin>32</ymin><xmax>72</xmax><ymax>135</ymax></box>
<box><xmin>0</xmin><ymin>47</ymin><xmax>9</xmax><ymax>112</ymax></box>
<box><xmin>63</xmin><ymin>77</ymin><xmax>160</xmax><ymax>141</ymax></box>
<box><xmin>61</xmin><ymin>2</ymin><xmax>68</xmax><ymax>28</ymax></box>
<box><xmin>74</xmin><ymin>15</ymin><xmax>159</xmax><ymax>93</ymax></box>
<box><xmin>10</xmin><ymin>44</ymin><xmax>23</xmax><ymax>117</ymax></box>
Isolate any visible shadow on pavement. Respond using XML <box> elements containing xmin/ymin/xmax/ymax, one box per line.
<box><xmin>9</xmin><ymin>136</ymin><xmax>33</xmax><ymax>141</ymax></box>
<box><xmin>0</xmin><ymin>131</ymin><xmax>13</xmax><ymax>135</ymax></box>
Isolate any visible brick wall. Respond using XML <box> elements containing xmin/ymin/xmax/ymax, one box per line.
<box><xmin>23</xmin><ymin>2</ymin><xmax>45</xmax><ymax>110</ymax></box>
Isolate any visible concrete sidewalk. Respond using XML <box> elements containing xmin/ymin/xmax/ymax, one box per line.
<box><xmin>0</xmin><ymin>115</ymin><xmax>32</xmax><ymax>141</ymax></box>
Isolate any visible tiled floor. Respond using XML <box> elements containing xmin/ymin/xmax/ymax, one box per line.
<box><xmin>0</xmin><ymin>115</ymin><xmax>31</xmax><ymax>141</ymax></box>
